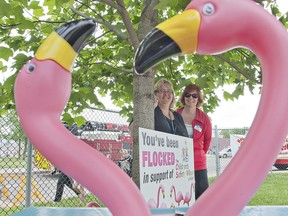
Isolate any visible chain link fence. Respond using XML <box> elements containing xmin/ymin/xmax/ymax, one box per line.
<box><xmin>1</xmin><ymin>109</ymin><xmax>288</xmax><ymax>215</ymax></box>
<box><xmin>209</xmin><ymin>127</ymin><xmax>249</xmax><ymax>177</ymax></box>
<box><xmin>0</xmin><ymin>108</ymin><xmax>132</xmax><ymax>216</ymax></box>
<box><xmin>209</xmin><ymin>127</ymin><xmax>288</xmax><ymax>177</ymax></box>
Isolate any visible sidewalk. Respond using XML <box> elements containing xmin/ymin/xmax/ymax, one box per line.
<box><xmin>0</xmin><ymin>167</ymin><xmax>48</xmax><ymax>175</ymax></box>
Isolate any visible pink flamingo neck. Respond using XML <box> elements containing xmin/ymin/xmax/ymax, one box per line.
<box><xmin>171</xmin><ymin>185</ymin><xmax>177</xmax><ymax>199</ymax></box>
<box><xmin>188</xmin><ymin>1</ymin><xmax>288</xmax><ymax>215</ymax></box>
<box><xmin>156</xmin><ymin>185</ymin><xmax>164</xmax><ymax>208</ymax></box>
<box><xmin>14</xmin><ymin>60</ymin><xmax>150</xmax><ymax>216</ymax></box>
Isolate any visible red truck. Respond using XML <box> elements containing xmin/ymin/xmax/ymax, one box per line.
<box><xmin>274</xmin><ymin>138</ymin><xmax>288</xmax><ymax>170</ymax></box>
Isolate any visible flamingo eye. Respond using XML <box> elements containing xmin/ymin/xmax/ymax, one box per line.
<box><xmin>203</xmin><ymin>3</ymin><xmax>215</xmax><ymax>15</ymax></box>
<box><xmin>26</xmin><ymin>63</ymin><xmax>36</xmax><ymax>73</ymax></box>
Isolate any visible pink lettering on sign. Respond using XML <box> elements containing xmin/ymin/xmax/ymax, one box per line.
<box><xmin>142</xmin><ymin>151</ymin><xmax>175</xmax><ymax>167</ymax></box>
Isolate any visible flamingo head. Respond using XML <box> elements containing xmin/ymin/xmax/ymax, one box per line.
<box><xmin>134</xmin><ymin>0</ymin><xmax>266</xmax><ymax>74</ymax></box>
<box><xmin>162</xmin><ymin>190</ymin><xmax>166</xmax><ymax>199</ymax></box>
<box><xmin>14</xmin><ymin>19</ymin><xmax>96</xmax><ymax>116</ymax></box>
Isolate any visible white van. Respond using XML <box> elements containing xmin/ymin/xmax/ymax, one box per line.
<box><xmin>219</xmin><ymin>148</ymin><xmax>232</xmax><ymax>158</ymax></box>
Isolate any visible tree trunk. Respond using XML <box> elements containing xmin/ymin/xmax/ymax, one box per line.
<box><xmin>131</xmin><ymin>0</ymin><xmax>159</xmax><ymax>188</ymax></box>
<box><xmin>132</xmin><ymin>70</ymin><xmax>155</xmax><ymax>188</ymax></box>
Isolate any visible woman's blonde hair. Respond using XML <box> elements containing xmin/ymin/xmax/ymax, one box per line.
<box><xmin>154</xmin><ymin>78</ymin><xmax>176</xmax><ymax>109</ymax></box>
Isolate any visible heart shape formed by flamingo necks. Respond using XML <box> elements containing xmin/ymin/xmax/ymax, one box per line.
<box><xmin>134</xmin><ymin>0</ymin><xmax>288</xmax><ymax>215</ymax></box>
<box><xmin>14</xmin><ymin>19</ymin><xmax>150</xmax><ymax>216</ymax></box>
<box><xmin>14</xmin><ymin>1</ymin><xmax>288</xmax><ymax>215</ymax></box>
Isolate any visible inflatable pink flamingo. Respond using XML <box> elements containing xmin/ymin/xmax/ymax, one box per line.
<box><xmin>14</xmin><ymin>19</ymin><xmax>150</xmax><ymax>216</ymax></box>
<box><xmin>147</xmin><ymin>184</ymin><xmax>167</xmax><ymax>208</ymax></box>
<box><xmin>183</xmin><ymin>182</ymin><xmax>195</xmax><ymax>206</ymax></box>
<box><xmin>170</xmin><ymin>185</ymin><xmax>183</xmax><ymax>206</ymax></box>
<box><xmin>134</xmin><ymin>0</ymin><xmax>288</xmax><ymax>215</ymax></box>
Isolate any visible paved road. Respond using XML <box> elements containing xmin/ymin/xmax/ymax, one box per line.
<box><xmin>207</xmin><ymin>154</ymin><xmax>233</xmax><ymax>177</ymax></box>
<box><xmin>206</xmin><ymin>154</ymin><xmax>285</xmax><ymax>178</ymax></box>
<box><xmin>0</xmin><ymin>170</ymin><xmax>87</xmax><ymax>207</ymax></box>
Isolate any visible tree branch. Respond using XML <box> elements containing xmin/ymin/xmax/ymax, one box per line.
<box><xmin>69</xmin><ymin>6</ymin><xmax>128</xmax><ymax>41</ymax></box>
<box><xmin>92</xmin><ymin>0</ymin><xmax>122</xmax><ymax>11</ymax></box>
<box><xmin>115</xmin><ymin>0</ymin><xmax>140</xmax><ymax>49</ymax></box>
<box><xmin>89</xmin><ymin>61</ymin><xmax>133</xmax><ymax>74</ymax></box>
<box><xmin>214</xmin><ymin>54</ymin><xmax>261</xmax><ymax>84</ymax></box>
<box><xmin>0</xmin><ymin>20</ymin><xmax>65</xmax><ymax>29</ymax></box>
<box><xmin>137</xmin><ymin>0</ymin><xmax>159</xmax><ymax>40</ymax></box>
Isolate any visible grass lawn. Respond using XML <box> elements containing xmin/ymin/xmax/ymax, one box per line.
<box><xmin>249</xmin><ymin>172</ymin><xmax>288</xmax><ymax>205</ymax></box>
<box><xmin>209</xmin><ymin>172</ymin><xmax>288</xmax><ymax>206</ymax></box>
<box><xmin>0</xmin><ymin>193</ymin><xmax>104</xmax><ymax>216</ymax></box>
<box><xmin>0</xmin><ymin>157</ymin><xmax>27</xmax><ymax>169</ymax></box>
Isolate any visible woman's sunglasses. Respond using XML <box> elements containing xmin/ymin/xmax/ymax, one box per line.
<box><xmin>185</xmin><ymin>93</ymin><xmax>199</xmax><ymax>99</ymax></box>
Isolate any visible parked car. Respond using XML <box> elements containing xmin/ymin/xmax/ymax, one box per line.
<box><xmin>219</xmin><ymin>148</ymin><xmax>232</xmax><ymax>158</ymax></box>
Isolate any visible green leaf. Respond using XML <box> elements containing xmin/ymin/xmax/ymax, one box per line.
<box><xmin>62</xmin><ymin>113</ymin><xmax>73</xmax><ymax>125</ymax></box>
<box><xmin>0</xmin><ymin>1</ymin><xmax>13</xmax><ymax>17</ymax></box>
<box><xmin>55</xmin><ymin>0</ymin><xmax>73</xmax><ymax>8</ymax></box>
<box><xmin>154</xmin><ymin>0</ymin><xmax>170</xmax><ymax>10</ymax></box>
<box><xmin>0</xmin><ymin>47</ymin><xmax>13</xmax><ymax>61</ymax></box>
<box><xmin>13</xmin><ymin>6</ymin><xmax>25</xmax><ymax>21</ymax></box>
<box><xmin>271</xmin><ymin>6</ymin><xmax>280</xmax><ymax>16</ymax></box>
<box><xmin>14</xmin><ymin>53</ymin><xmax>30</xmax><ymax>68</ymax></box>
<box><xmin>73</xmin><ymin>116</ymin><xmax>86</xmax><ymax>126</ymax></box>
<box><xmin>33</xmin><ymin>8</ymin><xmax>45</xmax><ymax>17</ymax></box>
<box><xmin>3</xmin><ymin>74</ymin><xmax>16</xmax><ymax>91</ymax></box>
<box><xmin>223</xmin><ymin>91</ymin><xmax>233</xmax><ymax>101</ymax></box>
<box><xmin>18</xmin><ymin>20</ymin><xmax>35</xmax><ymax>29</ymax></box>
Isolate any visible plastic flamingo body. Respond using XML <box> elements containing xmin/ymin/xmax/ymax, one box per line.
<box><xmin>147</xmin><ymin>184</ymin><xmax>166</xmax><ymax>208</ymax></box>
<box><xmin>134</xmin><ymin>0</ymin><xmax>288</xmax><ymax>215</ymax></box>
<box><xmin>170</xmin><ymin>185</ymin><xmax>184</xmax><ymax>206</ymax></box>
<box><xmin>14</xmin><ymin>20</ymin><xmax>150</xmax><ymax>216</ymax></box>
<box><xmin>183</xmin><ymin>183</ymin><xmax>194</xmax><ymax>206</ymax></box>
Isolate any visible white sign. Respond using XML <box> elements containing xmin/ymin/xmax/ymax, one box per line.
<box><xmin>229</xmin><ymin>134</ymin><xmax>245</xmax><ymax>156</ymax></box>
<box><xmin>277</xmin><ymin>137</ymin><xmax>288</xmax><ymax>160</ymax></box>
<box><xmin>139</xmin><ymin>128</ymin><xmax>195</xmax><ymax>209</ymax></box>
<box><xmin>230</xmin><ymin>134</ymin><xmax>288</xmax><ymax>162</ymax></box>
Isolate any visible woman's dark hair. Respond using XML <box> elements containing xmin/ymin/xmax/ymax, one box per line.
<box><xmin>180</xmin><ymin>84</ymin><xmax>204</xmax><ymax>107</ymax></box>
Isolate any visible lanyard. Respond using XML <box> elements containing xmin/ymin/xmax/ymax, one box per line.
<box><xmin>168</xmin><ymin>112</ymin><xmax>175</xmax><ymax>134</ymax></box>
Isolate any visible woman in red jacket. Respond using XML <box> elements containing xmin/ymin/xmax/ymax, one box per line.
<box><xmin>177</xmin><ymin>84</ymin><xmax>212</xmax><ymax>200</ymax></box>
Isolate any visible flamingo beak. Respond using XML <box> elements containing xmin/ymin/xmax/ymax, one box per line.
<box><xmin>134</xmin><ymin>9</ymin><xmax>200</xmax><ymax>75</ymax></box>
<box><xmin>35</xmin><ymin>19</ymin><xmax>96</xmax><ymax>72</ymax></box>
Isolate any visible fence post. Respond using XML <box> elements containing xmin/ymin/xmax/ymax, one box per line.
<box><xmin>25</xmin><ymin>140</ymin><xmax>33</xmax><ymax>207</ymax></box>
<box><xmin>214</xmin><ymin>125</ymin><xmax>221</xmax><ymax>177</ymax></box>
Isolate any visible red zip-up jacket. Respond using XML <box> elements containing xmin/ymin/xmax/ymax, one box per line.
<box><xmin>177</xmin><ymin>107</ymin><xmax>212</xmax><ymax>170</ymax></box>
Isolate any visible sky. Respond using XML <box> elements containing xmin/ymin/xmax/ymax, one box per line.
<box><xmin>208</xmin><ymin>87</ymin><xmax>260</xmax><ymax>128</ymax></box>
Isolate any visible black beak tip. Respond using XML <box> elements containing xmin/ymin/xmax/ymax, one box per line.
<box><xmin>133</xmin><ymin>28</ymin><xmax>182</xmax><ymax>76</ymax></box>
<box><xmin>133</xmin><ymin>61</ymin><xmax>146</xmax><ymax>75</ymax></box>
<box><xmin>133</xmin><ymin>44</ymin><xmax>147</xmax><ymax>75</ymax></box>
<box><xmin>56</xmin><ymin>19</ymin><xmax>97</xmax><ymax>53</ymax></box>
